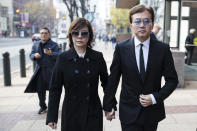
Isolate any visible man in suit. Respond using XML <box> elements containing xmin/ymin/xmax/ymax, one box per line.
<box><xmin>103</xmin><ymin>5</ymin><xmax>178</xmax><ymax>131</ymax></box>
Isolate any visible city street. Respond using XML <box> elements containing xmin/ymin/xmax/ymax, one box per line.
<box><xmin>0</xmin><ymin>0</ymin><xmax>197</xmax><ymax>130</ymax></box>
<box><xmin>0</xmin><ymin>40</ymin><xmax>197</xmax><ymax>131</ymax></box>
<box><xmin>0</xmin><ymin>37</ymin><xmax>66</xmax><ymax>78</ymax></box>
<box><xmin>0</xmin><ymin>38</ymin><xmax>33</xmax><ymax>76</ymax></box>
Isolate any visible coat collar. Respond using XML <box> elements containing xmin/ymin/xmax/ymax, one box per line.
<box><xmin>67</xmin><ymin>47</ymin><xmax>96</xmax><ymax>62</ymax></box>
<box><xmin>39</xmin><ymin>39</ymin><xmax>52</xmax><ymax>46</ymax></box>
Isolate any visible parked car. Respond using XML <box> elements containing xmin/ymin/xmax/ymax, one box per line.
<box><xmin>32</xmin><ymin>33</ymin><xmax>40</xmax><ymax>42</ymax></box>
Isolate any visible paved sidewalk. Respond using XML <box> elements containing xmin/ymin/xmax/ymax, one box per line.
<box><xmin>0</xmin><ymin>41</ymin><xmax>197</xmax><ymax>131</ymax></box>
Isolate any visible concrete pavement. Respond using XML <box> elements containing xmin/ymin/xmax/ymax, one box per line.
<box><xmin>0</xmin><ymin>40</ymin><xmax>197</xmax><ymax>131</ymax></box>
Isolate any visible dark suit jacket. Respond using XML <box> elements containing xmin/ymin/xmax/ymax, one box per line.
<box><xmin>103</xmin><ymin>37</ymin><xmax>178</xmax><ymax>124</ymax></box>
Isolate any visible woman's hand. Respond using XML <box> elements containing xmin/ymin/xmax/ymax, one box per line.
<box><xmin>48</xmin><ymin>122</ymin><xmax>57</xmax><ymax>129</ymax></box>
<box><xmin>105</xmin><ymin>109</ymin><xmax>115</xmax><ymax>121</ymax></box>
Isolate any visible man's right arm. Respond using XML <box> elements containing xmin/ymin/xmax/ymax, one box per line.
<box><xmin>30</xmin><ymin>43</ymin><xmax>39</xmax><ymax>60</ymax></box>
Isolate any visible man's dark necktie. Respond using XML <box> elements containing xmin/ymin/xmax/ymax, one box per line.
<box><xmin>140</xmin><ymin>44</ymin><xmax>145</xmax><ymax>81</ymax></box>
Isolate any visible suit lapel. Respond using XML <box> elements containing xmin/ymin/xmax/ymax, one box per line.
<box><xmin>144</xmin><ymin>38</ymin><xmax>155</xmax><ymax>82</ymax></box>
<box><xmin>127</xmin><ymin>38</ymin><xmax>142</xmax><ymax>80</ymax></box>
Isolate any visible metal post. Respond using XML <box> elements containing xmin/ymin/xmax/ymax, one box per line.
<box><xmin>2</xmin><ymin>52</ymin><xmax>11</xmax><ymax>86</ymax></box>
<box><xmin>177</xmin><ymin>0</ymin><xmax>182</xmax><ymax>49</ymax></box>
<box><xmin>63</xmin><ymin>42</ymin><xmax>67</xmax><ymax>51</ymax></box>
<box><xmin>163</xmin><ymin>0</ymin><xmax>171</xmax><ymax>44</ymax></box>
<box><xmin>19</xmin><ymin>49</ymin><xmax>26</xmax><ymax>77</ymax></box>
<box><xmin>59</xmin><ymin>44</ymin><xmax>62</xmax><ymax>51</ymax></box>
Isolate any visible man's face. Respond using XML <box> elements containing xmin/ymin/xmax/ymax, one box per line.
<box><xmin>40</xmin><ymin>29</ymin><xmax>50</xmax><ymax>42</ymax></box>
<box><xmin>130</xmin><ymin>10</ymin><xmax>153</xmax><ymax>42</ymax></box>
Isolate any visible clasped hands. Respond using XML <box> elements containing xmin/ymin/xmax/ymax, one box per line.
<box><xmin>105</xmin><ymin>108</ymin><xmax>115</xmax><ymax>121</ymax></box>
<box><xmin>48</xmin><ymin>122</ymin><xmax>57</xmax><ymax>129</ymax></box>
<box><xmin>34</xmin><ymin>49</ymin><xmax>52</xmax><ymax>59</ymax></box>
<box><xmin>105</xmin><ymin>94</ymin><xmax>153</xmax><ymax>121</ymax></box>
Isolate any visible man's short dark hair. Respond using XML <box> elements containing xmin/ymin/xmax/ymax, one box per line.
<box><xmin>40</xmin><ymin>27</ymin><xmax>50</xmax><ymax>34</ymax></box>
<box><xmin>129</xmin><ymin>4</ymin><xmax>154</xmax><ymax>24</ymax></box>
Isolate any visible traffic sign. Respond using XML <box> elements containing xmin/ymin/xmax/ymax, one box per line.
<box><xmin>84</xmin><ymin>12</ymin><xmax>94</xmax><ymax>23</ymax></box>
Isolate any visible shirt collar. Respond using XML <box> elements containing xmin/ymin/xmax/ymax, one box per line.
<box><xmin>77</xmin><ymin>51</ymin><xmax>86</xmax><ymax>58</ymax></box>
<box><xmin>134</xmin><ymin>37</ymin><xmax>150</xmax><ymax>47</ymax></box>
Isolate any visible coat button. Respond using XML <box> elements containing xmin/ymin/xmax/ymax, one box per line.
<box><xmin>86</xmin><ymin>58</ymin><xmax>90</xmax><ymax>63</ymax></box>
<box><xmin>87</xmin><ymin>70</ymin><xmax>90</xmax><ymax>74</ymax></box>
<box><xmin>73</xmin><ymin>58</ymin><xmax>77</xmax><ymax>62</ymax></box>
<box><xmin>86</xmin><ymin>96</ymin><xmax>89</xmax><ymax>101</ymax></box>
<box><xmin>87</xmin><ymin>83</ymin><xmax>90</xmax><ymax>88</ymax></box>
<box><xmin>74</xmin><ymin>69</ymin><xmax>79</xmax><ymax>74</ymax></box>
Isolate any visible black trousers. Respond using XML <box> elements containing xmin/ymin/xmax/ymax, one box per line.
<box><xmin>121</xmin><ymin>122</ymin><xmax>158</xmax><ymax>131</ymax></box>
<box><xmin>36</xmin><ymin>71</ymin><xmax>47</xmax><ymax>109</ymax></box>
<box><xmin>185</xmin><ymin>46</ymin><xmax>194</xmax><ymax>65</ymax></box>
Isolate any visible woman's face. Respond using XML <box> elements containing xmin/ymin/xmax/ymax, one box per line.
<box><xmin>71</xmin><ymin>26</ymin><xmax>89</xmax><ymax>48</ymax></box>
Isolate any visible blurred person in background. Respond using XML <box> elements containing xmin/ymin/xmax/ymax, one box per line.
<box><xmin>185</xmin><ymin>28</ymin><xmax>196</xmax><ymax>65</ymax></box>
<box><xmin>111</xmin><ymin>35</ymin><xmax>117</xmax><ymax>49</ymax></box>
<box><xmin>24</xmin><ymin>27</ymin><xmax>61</xmax><ymax>114</ymax></box>
<box><xmin>151</xmin><ymin>24</ymin><xmax>161</xmax><ymax>40</ymax></box>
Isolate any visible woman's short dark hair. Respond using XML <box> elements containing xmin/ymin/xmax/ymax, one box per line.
<box><xmin>129</xmin><ymin>4</ymin><xmax>154</xmax><ymax>24</ymax></box>
<box><xmin>67</xmin><ymin>17</ymin><xmax>94</xmax><ymax>48</ymax></box>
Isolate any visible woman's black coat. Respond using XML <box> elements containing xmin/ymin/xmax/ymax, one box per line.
<box><xmin>46</xmin><ymin>47</ymin><xmax>108</xmax><ymax>131</ymax></box>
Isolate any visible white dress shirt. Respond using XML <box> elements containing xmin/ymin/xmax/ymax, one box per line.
<box><xmin>77</xmin><ymin>51</ymin><xmax>86</xmax><ymax>58</ymax></box>
<box><xmin>134</xmin><ymin>37</ymin><xmax>156</xmax><ymax>104</ymax></box>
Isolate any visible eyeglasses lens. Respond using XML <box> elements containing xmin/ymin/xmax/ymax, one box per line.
<box><xmin>134</xmin><ymin>18</ymin><xmax>151</xmax><ymax>26</ymax></box>
<box><xmin>71</xmin><ymin>30</ymin><xmax>89</xmax><ymax>38</ymax></box>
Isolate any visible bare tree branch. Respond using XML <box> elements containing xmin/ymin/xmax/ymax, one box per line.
<box><xmin>63</xmin><ymin>0</ymin><xmax>89</xmax><ymax>22</ymax></box>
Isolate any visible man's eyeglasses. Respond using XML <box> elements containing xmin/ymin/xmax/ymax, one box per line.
<box><xmin>133</xmin><ymin>18</ymin><xmax>152</xmax><ymax>26</ymax></box>
<box><xmin>71</xmin><ymin>30</ymin><xmax>89</xmax><ymax>38</ymax></box>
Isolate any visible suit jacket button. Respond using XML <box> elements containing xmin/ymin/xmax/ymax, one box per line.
<box><xmin>87</xmin><ymin>83</ymin><xmax>90</xmax><ymax>88</ymax></box>
<box><xmin>87</xmin><ymin>70</ymin><xmax>90</xmax><ymax>74</ymax></box>
<box><xmin>86</xmin><ymin>96</ymin><xmax>89</xmax><ymax>100</ymax></box>
<box><xmin>73</xmin><ymin>58</ymin><xmax>77</xmax><ymax>62</ymax></box>
<box><xmin>86</xmin><ymin>58</ymin><xmax>90</xmax><ymax>63</ymax></box>
<box><xmin>74</xmin><ymin>69</ymin><xmax>79</xmax><ymax>74</ymax></box>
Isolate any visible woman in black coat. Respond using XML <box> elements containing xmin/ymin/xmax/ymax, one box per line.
<box><xmin>46</xmin><ymin>18</ymin><xmax>108</xmax><ymax>131</ymax></box>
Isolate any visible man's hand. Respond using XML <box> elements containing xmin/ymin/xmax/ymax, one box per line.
<box><xmin>34</xmin><ymin>53</ymin><xmax>41</xmax><ymax>59</ymax></box>
<box><xmin>139</xmin><ymin>94</ymin><xmax>152</xmax><ymax>107</ymax></box>
<box><xmin>48</xmin><ymin>122</ymin><xmax>57</xmax><ymax>129</ymax></box>
<box><xmin>44</xmin><ymin>48</ymin><xmax>52</xmax><ymax>55</ymax></box>
<box><xmin>105</xmin><ymin>109</ymin><xmax>115</xmax><ymax>121</ymax></box>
